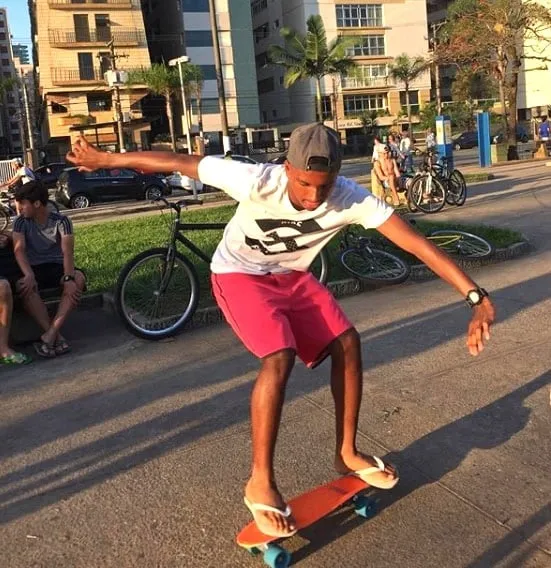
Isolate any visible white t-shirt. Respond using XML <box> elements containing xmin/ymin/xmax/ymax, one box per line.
<box><xmin>400</xmin><ymin>137</ymin><xmax>412</xmax><ymax>154</ymax></box>
<box><xmin>198</xmin><ymin>157</ymin><xmax>394</xmax><ymax>275</ymax></box>
<box><xmin>16</xmin><ymin>166</ymin><xmax>35</xmax><ymax>184</ymax></box>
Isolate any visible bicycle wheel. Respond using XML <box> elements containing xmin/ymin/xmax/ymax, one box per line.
<box><xmin>0</xmin><ymin>207</ymin><xmax>9</xmax><ymax>231</ymax></box>
<box><xmin>408</xmin><ymin>175</ymin><xmax>446</xmax><ymax>214</ymax></box>
<box><xmin>115</xmin><ymin>247</ymin><xmax>200</xmax><ymax>340</ymax></box>
<box><xmin>340</xmin><ymin>246</ymin><xmax>410</xmax><ymax>285</ymax></box>
<box><xmin>445</xmin><ymin>170</ymin><xmax>467</xmax><ymax>206</ymax></box>
<box><xmin>429</xmin><ymin>230</ymin><xmax>494</xmax><ymax>259</ymax></box>
<box><xmin>309</xmin><ymin>248</ymin><xmax>329</xmax><ymax>284</ymax></box>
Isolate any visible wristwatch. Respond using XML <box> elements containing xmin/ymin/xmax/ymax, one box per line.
<box><xmin>465</xmin><ymin>287</ymin><xmax>488</xmax><ymax>307</ymax></box>
<box><xmin>62</xmin><ymin>274</ymin><xmax>76</xmax><ymax>283</ymax></box>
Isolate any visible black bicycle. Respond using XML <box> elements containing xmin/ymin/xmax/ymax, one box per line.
<box><xmin>427</xmin><ymin>151</ymin><xmax>467</xmax><ymax>206</ymax></box>
<box><xmin>115</xmin><ymin>198</ymin><xmax>329</xmax><ymax>340</ymax></box>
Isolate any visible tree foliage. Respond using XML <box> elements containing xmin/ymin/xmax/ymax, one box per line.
<box><xmin>388</xmin><ymin>54</ymin><xmax>428</xmax><ymax>133</ymax></box>
<box><xmin>268</xmin><ymin>15</ymin><xmax>357</xmax><ymax>121</ymax></box>
<box><xmin>436</xmin><ymin>0</ymin><xmax>551</xmax><ymax>157</ymax></box>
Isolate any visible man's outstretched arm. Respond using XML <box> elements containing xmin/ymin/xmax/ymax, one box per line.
<box><xmin>66</xmin><ymin>136</ymin><xmax>203</xmax><ymax>178</ymax></box>
<box><xmin>376</xmin><ymin>212</ymin><xmax>496</xmax><ymax>357</ymax></box>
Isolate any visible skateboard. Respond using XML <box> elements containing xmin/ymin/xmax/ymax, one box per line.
<box><xmin>236</xmin><ymin>475</ymin><xmax>377</xmax><ymax>567</ymax></box>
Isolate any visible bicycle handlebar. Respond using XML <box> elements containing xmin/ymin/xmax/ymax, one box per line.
<box><xmin>152</xmin><ymin>196</ymin><xmax>203</xmax><ymax>212</ymax></box>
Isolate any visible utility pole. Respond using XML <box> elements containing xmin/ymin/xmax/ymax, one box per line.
<box><xmin>207</xmin><ymin>0</ymin><xmax>230</xmax><ymax>153</ymax></box>
<box><xmin>103</xmin><ymin>40</ymin><xmax>127</xmax><ymax>152</ymax></box>
<box><xmin>431</xmin><ymin>23</ymin><xmax>443</xmax><ymax>114</ymax></box>
<box><xmin>21</xmin><ymin>75</ymin><xmax>35</xmax><ymax>166</ymax></box>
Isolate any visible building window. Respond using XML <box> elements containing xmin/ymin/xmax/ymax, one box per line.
<box><xmin>322</xmin><ymin>96</ymin><xmax>332</xmax><ymax>119</ymax></box>
<box><xmin>182</xmin><ymin>0</ymin><xmax>209</xmax><ymax>11</ymax></box>
<box><xmin>343</xmin><ymin>94</ymin><xmax>387</xmax><ymax>116</ymax></box>
<box><xmin>251</xmin><ymin>0</ymin><xmax>268</xmax><ymax>16</ymax></box>
<box><xmin>78</xmin><ymin>52</ymin><xmax>94</xmax><ymax>80</ymax></box>
<box><xmin>399</xmin><ymin>90</ymin><xmax>419</xmax><ymax>114</ymax></box>
<box><xmin>336</xmin><ymin>4</ymin><xmax>383</xmax><ymax>28</ymax></box>
<box><xmin>185</xmin><ymin>30</ymin><xmax>213</xmax><ymax>47</ymax></box>
<box><xmin>1</xmin><ymin>58</ymin><xmax>8</xmax><ymax>66</ymax></box>
<box><xmin>272</xmin><ymin>109</ymin><xmax>277</xmax><ymax>118</ymax></box>
<box><xmin>255</xmin><ymin>52</ymin><xmax>268</xmax><ymax>67</ymax></box>
<box><xmin>87</xmin><ymin>92</ymin><xmax>112</xmax><ymax>112</ymax></box>
<box><xmin>201</xmin><ymin>98</ymin><xmax>219</xmax><ymax>115</ymax></box>
<box><xmin>279</xmin><ymin>76</ymin><xmax>284</xmax><ymax>85</ymax></box>
<box><xmin>199</xmin><ymin>64</ymin><xmax>217</xmax><ymax>80</ymax></box>
<box><xmin>254</xmin><ymin>23</ymin><xmax>269</xmax><ymax>43</ymax></box>
<box><xmin>0</xmin><ymin>33</ymin><xmax>6</xmax><ymax>40</ymax></box>
<box><xmin>262</xmin><ymin>110</ymin><xmax>268</xmax><ymax>122</ymax></box>
<box><xmin>52</xmin><ymin>102</ymin><xmax>68</xmax><ymax>114</ymax></box>
<box><xmin>343</xmin><ymin>64</ymin><xmax>388</xmax><ymax>88</ymax></box>
<box><xmin>0</xmin><ymin>21</ymin><xmax>4</xmax><ymax>28</ymax></box>
<box><xmin>0</xmin><ymin>46</ymin><xmax>7</xmax><ymax>53</ymax></box>
<box><xmin>95</xmin><ymin>14</ymin><xmax>111</xmax><ymax>42</ymax></box>
<box><xmin>74</xmin><ymin>14</ymin><xmax>90</xmax><ymax>42</ymax></box>
<box><xmin>346</xmin><ymin>35</ymin><xmax>385</xmax><ymax>56</ymax></box>
<box><xmin>12</xmin><ymin>134</ymin><xmax>20</xmax><ymax>142</ymax></box>
<box><xmin>273</xmin><ymin>19</ymin><xmax>280</xmax><ymax>29</ymax></box>
<box><xmin>258</xmin><ymin>77</ymin><xmax>274</xmax><ymax>94</ymax></box>
<box><xmin>6</xmin><ymin>94</ymin><xmax>14</xmax><ymax>103</ymax></box>
<box><xmin>10</xmin><ymin>122</ymin><xmax>19</xmax><ymax>131</ymax></box>
<box><xmin>98</xmin><ymin>51</ymin><xmax>111</xmax><ymax>76</ymax></box>
<box><xmin>3</xmin><ymin>71</ymin><xmax>11</xmax><ymax>79</ymax></box>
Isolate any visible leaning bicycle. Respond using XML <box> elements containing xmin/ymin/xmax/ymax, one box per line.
<box><xmin>403</xmin><ymin>155</ymin><xmax>447</xmax><ymax>215</ymax></box>
<box><xmin>426</xmin><ymin>150</ymin><xmax>467</xmax><ymax>206</ymax></box>
<box><xmin>337</xmin><ymin>228</ymin><xmax>410</xmax><ymax>285</ymax></box>
<box><xmin>115</xmin><ymin>197</ymin><xmax>329</xmax><ymax>340</ymax></box>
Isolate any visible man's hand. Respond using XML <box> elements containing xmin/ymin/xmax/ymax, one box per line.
<box><xmin>63</xmin><ymin>280</ymin><xmax>81</xmax><ymax>305</ymax></box>
<box><xmin>467</xmin><ymin>298</ymin><xmax>495</xmax><ymax>356</ymax></box>
<box><xmin>19</xmin><ymin>272</ymin><xmax>37</xmax><ymax>297</ymax></box>
<box><xmin>66</xmin><ymin>136</ymin><xmax>110</xmax><ymax>172</ymax></box>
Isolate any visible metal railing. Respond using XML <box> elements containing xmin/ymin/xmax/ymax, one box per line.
<box><xmin>51</xmin><ymin>67</ymin><xmax>105</xmax><ymax>85</ymax></box>
<box><xmin>49</xmin><ymin>29</ymin><xmax>144</xmax><ymax>46</ymax></box>
<box><xmin>48</xmin><ymin>0</ymin><xmax>136</xmax><ymax>8</ymax></box>
<box><xmin>342</xmin><ymin>76</ymin><xmax>393</xmax><ymax>89</ymax></box>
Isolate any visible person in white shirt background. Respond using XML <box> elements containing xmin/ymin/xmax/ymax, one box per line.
<box><xmin>399</xmin><ymin>131</ymin><xmax>415</xmax><ymax>172</ymax></box>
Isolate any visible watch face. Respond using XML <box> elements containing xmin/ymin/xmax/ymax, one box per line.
<box><xmin>469</xmin><ymin>291</ymin><xmax>481</xmax><ymax>304</ymax></box>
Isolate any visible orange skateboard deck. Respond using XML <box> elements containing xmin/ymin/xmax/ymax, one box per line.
<box><xmin>236</xmin><ymin>475</ymin><xmax>377</xmax><ymax>567</ymax></box>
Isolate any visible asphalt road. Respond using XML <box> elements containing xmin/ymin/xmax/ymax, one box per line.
<box><xmin>1</xmin><ymin>163</ymin><xmax>550</xmax><ymax>567</ymax></box>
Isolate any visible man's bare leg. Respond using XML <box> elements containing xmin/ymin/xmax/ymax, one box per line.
<box><xmin>18</xmin><ymin>284</ymin><xmax>51</xmax><ymax>334</ymax></box>
<box><xmin>244</xmin><ymin>348</ymin><xmax>296</xmax><ymax>534</ymax></box>
<box><xmin>330</xmin><ymin>329</ymin><xmax>398</xmax><ymax>485</ymax></box>
<box><xmin>42</xmin><ymin>272</ymin><xmax>85</xmax><ymax>345</ymax></box>
<box><xmin>388</xmin><ymin>177</ymin><xmax>401</xmax><ymax>206</ymax></box>
<box><xmin>0</xmin><ymin>280</ymin><xmax>15</xmax><ymax>357</ymax></box>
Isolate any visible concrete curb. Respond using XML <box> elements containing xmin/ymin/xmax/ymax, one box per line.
<box><xmin>100</xmin><ymin>239</ymin><xmax>531</xmax><ymax>332</ymax></box>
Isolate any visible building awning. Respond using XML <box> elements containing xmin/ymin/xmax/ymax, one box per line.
<box><xmin>69</xmin><ymin>118</ymin><xmax>151</xmax><ymax>131</ymax></box>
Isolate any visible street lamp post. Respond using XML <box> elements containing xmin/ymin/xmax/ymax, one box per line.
<box><xmin>169</xmin><ymin>55</ymin><xmax>197</xmax><ymax>198</ymax></box>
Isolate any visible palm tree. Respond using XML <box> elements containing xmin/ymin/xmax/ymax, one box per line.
<box><xmin>388</xmin><ymin>54</ymin><xmax>428</xmax><ymax>134</ymax></box>
<box><xmin>183</xmin><ymin>64</ymin><xmax>204</xmax><ymax>138</ymax></box>
<box><xmin>268</xmin><ymin>15</ymin><xmax>357</xmax><ymax>122</ymax></box>
<box><xmin>127</xmin><ymin>64</ymin><xmax>181</xmax><ymax>151</ymax></box>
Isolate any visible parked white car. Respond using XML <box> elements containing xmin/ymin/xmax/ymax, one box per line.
<box><xmin>166</xmin><ymin>172</ymin><xmax>203</xmax><ymax>193</ymax></box>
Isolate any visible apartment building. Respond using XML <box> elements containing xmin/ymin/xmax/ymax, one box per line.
<box><xmin>251</xmin><ymin>1</ymin><xmax>431</xmax><ymax>139</ymax></box>
<box><xmin>13</xmin><ymin>44</ymin><xmax>31</xmax><ymax>65</ymax></box>
<box><xmin>0</xmin><ymin>8</ymin><xmax>24</xmax><ymax>157</ymax></box>
<box><xmin>141</xmin><ymin>0</ymin><xmax>260</xmax><ymax>147</ymax></box>
<box><xmin>29</xmin><ymin>0</ymin><xmax>152</xmax><ymax>159</ymax></box>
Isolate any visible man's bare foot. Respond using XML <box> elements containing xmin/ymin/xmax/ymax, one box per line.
<box><xmin>334</xmin><ymin>451</ymin><xmax>398</xmax><ymax>488</ymax></box>
<box><xmin>245</xmin><ymin>478</ymin><xmax>296</xmax><ymax>535</ymax></box>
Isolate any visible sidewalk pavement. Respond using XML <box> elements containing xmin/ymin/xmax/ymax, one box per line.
<box><xmin>0</xmin><ymin>162</ymin><xmax>550</xmax><ymax>567</ymax></box>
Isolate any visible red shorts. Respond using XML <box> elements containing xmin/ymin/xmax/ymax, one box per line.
<box><xmin>211</xmin><ymin>271</ymin><xmax>353</xmax><ymax>368</ymax></box>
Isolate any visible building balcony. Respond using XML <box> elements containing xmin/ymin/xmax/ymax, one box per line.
<box><xmin>49</xmin><ymin>29</ymin><xmax>145</xmax><ymax>47</ymax></box>
<box><xmin>51</xmin><ymin>67</ymin><xmax>106</xmax><ymax>86</ymax></box>
<box><xmin>342</xmin><ymin>77</ymin><xmax>394</xmax><ymax>89</ymax></box>
<box><xmin>48</xmin><ymin>0</ymin><xmax>136</xmax><ymax>9</ymax></box>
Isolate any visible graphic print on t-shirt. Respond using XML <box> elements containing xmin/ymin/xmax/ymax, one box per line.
<box><xmin>245</xmin><ymin>218</ymin><xmax>323</xmax><ymax>255</ymax></box>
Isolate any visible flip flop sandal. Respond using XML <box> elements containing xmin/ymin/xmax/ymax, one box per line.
<box><xmin>54</xmin><ymin>339</ymin><xmax>71</xmax><ymax>356</ymax></box>
<box><xmin>351</xmin><ymin>456</ymin><xmax>400</xmax><ymax>490</ymax></box>
<box><xmin>33</xmin><ymin>341</ymin><xmax>56</xmax><ymax>359</ymax></box>
<box><xmin>0</xmin><ymin>352</ymin><xmax>32</xmax><ymax>365</ymax></box>
<box><xmin>244</xmin><ymin>497</ymin><xmax>297</xmax><ymax>538</ymax></box>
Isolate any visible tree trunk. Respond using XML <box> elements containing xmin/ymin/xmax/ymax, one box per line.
<box><xmin>405</xmin><ymin>83</ymin><xmax>412</xmax><ymax>135</ymax></box>
<box><xmin>197</xmin><ymin>98</ymin><xmax>204</xmax><ymax>138</ymax></box>
<box><xmin>506</xmin><ymin>53</ymin><xmax>521</xmax><ymax>161</ymax></box>
<box><xmin>166</xmin><ymin>91</ymin><xmax>176</xmax><ymax>153</ymax></box>
<box><xmin>315</xmin><ymin>77</ymin><xmax>323</xmax><ymax>123</ymax></box>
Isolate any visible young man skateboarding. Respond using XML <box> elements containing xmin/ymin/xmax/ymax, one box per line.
<box><xmin>67</xmin><ymin>124</ymin><xmax>495</xmax><ymax>538</ymax></box>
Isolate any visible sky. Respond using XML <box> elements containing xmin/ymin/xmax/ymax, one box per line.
<box><xmin>2</xmin><ymin>0</ymin><xmax>33</xmax><ymax>61</ymax></box>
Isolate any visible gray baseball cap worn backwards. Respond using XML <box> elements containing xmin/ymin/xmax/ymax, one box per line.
<box><xmin>287</xmin><ymin>123</ymin><xmax>342</xmax><ymax>173</ymax></box>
